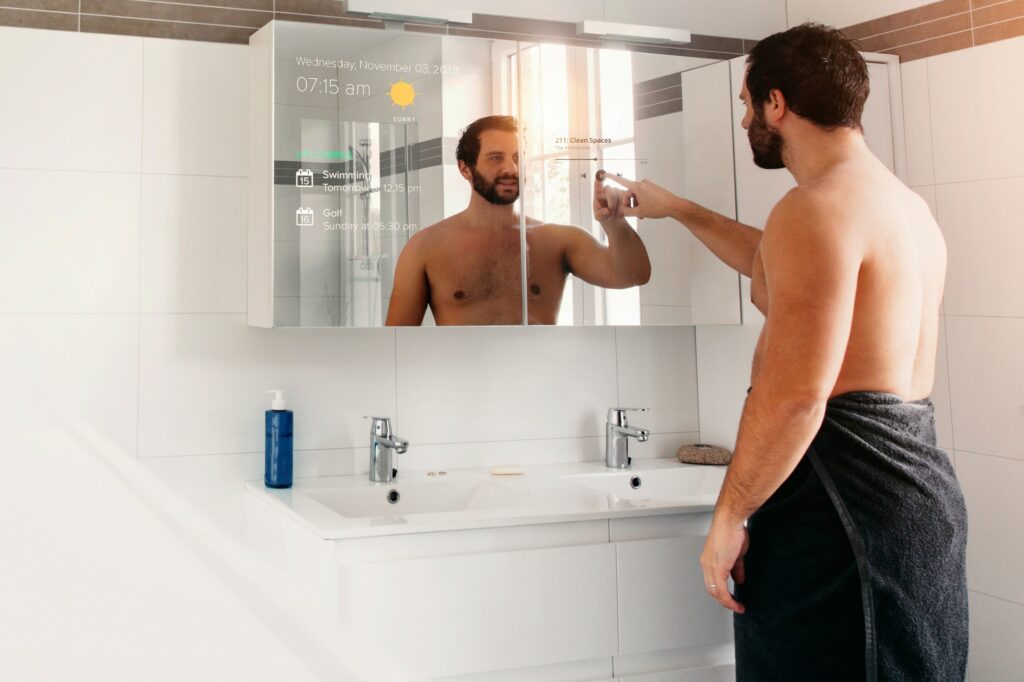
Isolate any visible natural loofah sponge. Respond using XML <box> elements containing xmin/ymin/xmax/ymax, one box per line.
<box><xmin>677</xmin><ymin>443</ymin><xmax>732</xmax><ymax>465</ymax></box>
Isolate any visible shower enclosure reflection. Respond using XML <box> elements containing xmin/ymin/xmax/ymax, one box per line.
<box><xmin>275</xmin><ymin>118</ymin><xmax>418</xmax><ymax>327</ymax></box>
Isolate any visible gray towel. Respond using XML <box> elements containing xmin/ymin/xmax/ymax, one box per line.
<box><xmin>733</xmin><ymin>391</ymin><xmax>968</xmax><ymax>681</ymax></box>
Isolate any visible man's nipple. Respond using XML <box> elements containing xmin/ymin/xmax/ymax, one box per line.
<box><xmin>454</xmin><ymin>290</ymin><xmax>466</xmax><ymax>300</ymax></box>
<box><xmin>530</xmin><ymin>284</ymin><xmax>541</xmax><ymax>295</ymax></box>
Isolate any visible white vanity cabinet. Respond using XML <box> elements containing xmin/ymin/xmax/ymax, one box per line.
<box><xmin>245</xmin><ymin>494</ymin><xmax>735</xmax><ymax>680</ymax></box>
<box><xmin>612</xmin><ymin>515</ymin><xmax>734</xmax><ymax>659</ymax></box>
<box><xmin>341</xmin><ymin>540</ymin><xmax>618</xmax><ymax>676</ymax></box>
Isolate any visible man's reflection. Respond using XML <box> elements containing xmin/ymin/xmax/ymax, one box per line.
<box><xmin>385</xmin><ymin>115</ymin><xmax>651</xmax><ymax>325</ymax></box>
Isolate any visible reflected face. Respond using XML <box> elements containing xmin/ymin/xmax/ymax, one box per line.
<box><xmin>740</xmin><ymin>80</ymin><xmax>785</xmax><ymax>170</ymax></box>
<box><xmin>467</xmin><ymin>129</ymin><xmax>520</xmax><ymax>205</ymax></box>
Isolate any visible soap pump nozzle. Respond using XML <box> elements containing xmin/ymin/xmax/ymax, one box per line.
<box><xmin>266</xmin><ymin>389</ymin><xmax>287</xmax><ymax>411</ymax></box>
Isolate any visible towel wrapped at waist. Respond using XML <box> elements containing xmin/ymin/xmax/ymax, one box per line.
<box><xmin>733</xmin><ymin>391</ymin><xmax>968</xmax><ymax>682</ymax></box>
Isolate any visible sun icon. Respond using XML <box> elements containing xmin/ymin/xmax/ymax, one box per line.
<box><xmin>389</xmin><ymin>79</ymin><xmax>416</xmax><ymax>109</ymax></box>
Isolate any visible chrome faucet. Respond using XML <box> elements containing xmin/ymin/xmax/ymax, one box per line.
<box><xmin>364</xmin><ymin>416</ymin><xmax>408</xmax><ymax>483</ymax></box>
<box><xmin>606</xmin><ymin>407</ymin><xmax>649</xmax><ymax>469</ymax></box>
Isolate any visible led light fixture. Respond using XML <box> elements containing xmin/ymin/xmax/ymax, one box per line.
<box><xmin>577</xmin><ymin>20</ymin><xmax>692</xmax><ymax>45</ymax></box>
<box><xmin>347</xmin><ymin>0</ymin><xmax>474</xmax><ymax>25</ymax></box>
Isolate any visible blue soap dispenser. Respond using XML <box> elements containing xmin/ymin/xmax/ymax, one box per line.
<box><xmin>264</xmin><ymin>389</ymin><xmax>293</xmax><ymax>489</ymax></box>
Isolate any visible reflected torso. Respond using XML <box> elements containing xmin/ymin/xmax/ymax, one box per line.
<box><xmin>750</xmin><ymin>160</ymin><xmax>946</xmax><ymax>403</ymax></box>
<box><xmin>417</xmin><ymin>216</ymin><xmax>571</xmax><ymax>325</ymax></box>
<box><xmin>525</xmin><ymin>222</ymin><xmax>573</xmax><ymax>325</ymax></box>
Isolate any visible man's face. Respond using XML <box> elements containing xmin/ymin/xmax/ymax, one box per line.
<box><xmin>467</xmin><ymin>129</ymin><xmax>520</xmax><ymax>205</ymax></box>
<box><xmin>740</xmin><ymin>80</ymin><xmax>785</xmax><ymax>170</ymax></box>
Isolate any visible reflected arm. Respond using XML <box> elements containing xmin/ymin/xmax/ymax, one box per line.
<box><xmin>564</xmin><ymin>220</ymin><xmax>652</xmax><ymax>289</ymax></box>
<box><xmin>384</xmin><ymin>235</ymin><xmax>429</xmax><ymax>326</ymax></box>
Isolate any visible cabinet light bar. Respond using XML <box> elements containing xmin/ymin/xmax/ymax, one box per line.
<box><xmin>577</xmin><ymin>20</ymin><xmax>692</xmax><ymax>45</ymax></box>
<box><xmin>347</xmin><ymin>0</ymin><xmax>474</xmax><ymax>25</ymax></box>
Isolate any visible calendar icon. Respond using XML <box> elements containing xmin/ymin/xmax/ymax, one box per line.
<box><xmin>295</xmin><ymin>207</ymin><xmax>314</xmax><ymax>227</ymax></box>
<box><xmin>295</xmin><ymin>168</ymin><xmax>314</xmax><ymax>187</ymax></box>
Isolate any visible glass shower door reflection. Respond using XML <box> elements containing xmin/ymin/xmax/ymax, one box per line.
<box><xmin>337</xmin><ymin>121</ymin><xmax>419</xmax><ymax>327</ymax></box>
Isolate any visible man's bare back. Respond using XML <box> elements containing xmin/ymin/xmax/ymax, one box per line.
<box><xmin>749</xmin><ymin>155</ymin><xmax>946</xmax><ymax>402</ymax></box>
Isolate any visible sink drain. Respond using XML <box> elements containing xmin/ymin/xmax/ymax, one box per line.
<box><xmin>386</xmin><ymin>489</ymin><xmax>400</xmax><ymax>504</ymax></box>
<box><xmin>629</xmin><ymin>475</ymin><xmax>642</xmax><ymax>490</ymax></box>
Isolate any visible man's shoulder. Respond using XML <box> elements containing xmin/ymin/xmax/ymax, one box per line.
<box><xmin>409</xmin><ymin>215</ymin><xmax>460</xmax><ymax>248</ymax></box>
<box><xmin>767</xmin><ymin>185</ymin><xmax>848</xmax><ymax>236</ymax></box>
<box><xmin>763</xmin><ymin>185</ymin><xmax>861</xmax><ymax>266</ymax></box>
<box><xmin>528</xmin><ymin>221</ymin><xmax>591</xmax><ymax>242</ymax></box>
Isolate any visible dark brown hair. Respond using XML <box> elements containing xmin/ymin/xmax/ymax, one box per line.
<box><xmin>746</xmin><ymin>22</ymin><xmax>869</xmax><ymax>130</ymax></box>
<box><xmin>455</xmin><ymin>115</ymin><xmax>518</xmax><ymax>168</ymax></box>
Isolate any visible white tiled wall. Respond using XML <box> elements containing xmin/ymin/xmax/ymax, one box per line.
<box><xmin>901</xmin><ymin>36</ymin><xmax>1024</xmax><ymax>678</ymax></box>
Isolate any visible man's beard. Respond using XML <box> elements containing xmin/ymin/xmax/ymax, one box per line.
<box><xmin>748</xmin><ymin>107</ymin><xmax>786</xmax><ymax>170</ymax></box>
<box><xmin>471</xmin><ymin>167</ymin><xmax>519</xmax><ymax>205</ymax></box>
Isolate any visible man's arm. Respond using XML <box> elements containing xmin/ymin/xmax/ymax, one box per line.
<box><xmin>669</xmin><ymin>198</ymin><xmax>763</xmax><ymax>278</ymax></box>
<box><xmin>605</xmin><ymin>175</ymin><xmax>763</xmax><ymax>277</ymax></box>
<box><xmin>384</xmin><ymin>233</ymin><xmax>430</xmax><ymax>326</ymax></box>
<box><xmin>700</xmin><ymin>189</ymin><xmax>862</xmax><ymax>612</ymax></box>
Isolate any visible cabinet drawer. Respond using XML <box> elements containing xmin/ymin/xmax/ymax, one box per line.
<box><xmin>617</xmin><ymin>536</ymin><xmax>733</xmax><ymax>654</ymax></box>
<box><xmin>341</xmin><ymin>542</ymin><xmax>617</xmax><ymax>678</ymax></box>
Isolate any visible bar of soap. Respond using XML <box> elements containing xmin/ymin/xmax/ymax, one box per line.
<box><xmin>490</xmin><ymin>465</ymin><xmax>526</xmax><ymax>476</ymax></box>
<box><xmin>677</xmin><ymin>444</ymin><xmax>732</xmax><ymax>465</ymax></box>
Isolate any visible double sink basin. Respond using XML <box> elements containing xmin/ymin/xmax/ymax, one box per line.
<box><xmin>248</xmin><ymin>459</ymin><xmax>728</xmax><ymax>539</ymax></box>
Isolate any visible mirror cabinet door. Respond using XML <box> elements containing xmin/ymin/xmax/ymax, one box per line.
<box><xmin>257</xmin><ymin>21</ymin><xmax>521</xmax><ymax>328</ymax></box>
<box><xmin>514</xmin><ymin>44</ymin><xmax>745</xmax><ymax>326</ymax></box>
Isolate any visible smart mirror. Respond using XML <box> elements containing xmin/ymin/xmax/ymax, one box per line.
<box><xmin>249</xmin><ymin>21</ymin><xmax>743</xmax><ymax>328</ymax></box>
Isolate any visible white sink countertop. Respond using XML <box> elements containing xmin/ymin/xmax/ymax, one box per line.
<box><xmin>245</xmin><ymin>458</ymin><xmax>727</xmax><ymax>540</ymax></box>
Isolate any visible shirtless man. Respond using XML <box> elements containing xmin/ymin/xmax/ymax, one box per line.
<box><xmin>606</xmin><ymin>23</ymin><xmax>967</xmax><ymax>681</ymax></box>
<box><xmin>384</xmin><ymin>115</ymin><xmax>651</xmax><ymax>325</ymax></box>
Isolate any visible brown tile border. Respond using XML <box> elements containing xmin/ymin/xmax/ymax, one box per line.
<box><xmin>974</xmin><ymin>14</ymin><xmax>1024</xmax><ymax>44</ymax></box>
<box><xmin>272</xmin><ymin>11</ymin><xmax>379</xmax><ymax>28</ymax></box>
<box><xmin>856</xmin><ymin>12</ymin><xmax>972</xmax><ymax>52</ymax></box>
<box><xmin>79</xmin><ymin>12</ymin><xmax>254</xmax><ymax>41</ymax></box>
<box><xmin>1</xmin><ymin>0</ymin><xmax>77</xmax><ymax>11</ymax></box>
<box><xmin>155</xmin><ymin>0</ymin><xmax>272</xmax><ymax>10</ymax></box>
<box><xmin>275</xmin><ymin>0</ymin><xmax>346</xmax><ymax>19</ymax></box>
<box><xmin>402</xmin><ymin>22</ymin><xmax>445</xmax><ymax>35</ymax></box>
<box><xmin>0</xmin><ymin>6</ymin><xmax>77</xmax><ymax>30</ymax></box>
<box><xmin>81</xmin><ymin>0</ymin><xmax>271</xmax><ymax>28</ymax></box>
<box><xmin>0</xmin><ymin>0</ymin><xmax>753</xmax><ymax>57</ymax></box>
<box><xmin>843</xmin><ymin>0</ymin><xmax>969</xmax><ymax>41</ymax></box>
<box><xmin>880</xmin><ymin>28</ymin><xmax>974</xmax><ymax>60</ymax></box>
<box><xmin>972</xmin><ymin>0</ymin><xmax>1024</xmax><ymax>27</ymax></box>
<box><xmin>970</xmin><ymin>0</ymin><xmax>1010</xmax><ymax>9</ymax></box>
<box><xmin>2</xmin><ymin>0</ymin><xmax>1020</xmax><ymax>61</ymax></box>
<box><xmin>843</xmin><ymin>0</ymin><xmax>1024</xmax><ymax>61</ymax></box>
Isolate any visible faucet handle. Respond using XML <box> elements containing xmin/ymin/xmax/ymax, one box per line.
<box><xmin>608</xmin><ymin>407</ymin><xmax>648</xmax><ymax>426</ymax></box>
<box><xmin>363</xmin><ymin>415</ymin><xmax>392</xmax><ymax>436</ymax></box>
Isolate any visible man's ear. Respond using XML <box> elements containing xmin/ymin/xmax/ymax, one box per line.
<box><xmin>457</xmin><ymin>160</ymin><xmax>473</xmax><ymax>183</ymax></box>
<box><xmin>766</xmin><ymin>88</ymin><xmax>787</xmax><ymax>125</ymax></box>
